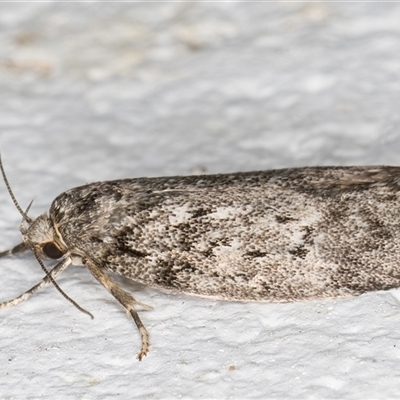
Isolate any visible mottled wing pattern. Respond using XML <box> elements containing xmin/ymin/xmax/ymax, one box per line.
<box><xmin>50</xmin><ymin>167</ymin><xmax>400</xmax><ymax>302</ymax></box>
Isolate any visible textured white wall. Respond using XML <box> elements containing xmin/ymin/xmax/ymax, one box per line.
<box><xmin>1</xmin><ymin>3</ymin><xmax>400</xmax><ymax>399</ymax></box>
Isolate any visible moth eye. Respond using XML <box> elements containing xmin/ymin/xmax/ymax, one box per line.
<box><xmin>42</xmin><ymin>242</ymin><xmax>64</xmax><ymax>259</ymax></box>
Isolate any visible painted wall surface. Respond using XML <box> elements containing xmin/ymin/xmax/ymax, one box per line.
<box><xmin>1</xmin><ymin>3</ymin><xmax>400</xmax><ymax>399</ymax></box>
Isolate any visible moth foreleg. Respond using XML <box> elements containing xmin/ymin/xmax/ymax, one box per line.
<box><xmin>83</xmin><ymin>258</ymin><xmax>152</xmax><ymax>361</ymax></box>
<box><xmin>0</xmin><ymin>257</ymin><xmax>71</xmax><ymax>309</ymax></box>
<box><xmin>0</xmin><ymin>242</ymin><xmax>27</xmax><ymax>258</ymax></box>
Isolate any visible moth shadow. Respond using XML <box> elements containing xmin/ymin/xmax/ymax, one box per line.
<box><xmin>110</xmin><ymin>272</ymin><xmax>161</xmax><ymax>299</ymax></box>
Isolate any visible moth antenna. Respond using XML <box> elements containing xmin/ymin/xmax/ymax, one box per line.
<box><xmin>33</xmin><ymin>251</ymin><xmax>94</xmax><ymax>319</ymax></box>
<box><xmin>20</xmin><ymin>200</ymin><xmax>34</xmax><ymax>234</ymax></box>
<box><xmin>0</xmin><ymin>154</ymin><xmax>32</xmax><ymax>224</ymax></box>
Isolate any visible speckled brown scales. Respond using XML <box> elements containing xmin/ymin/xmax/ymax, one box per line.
<box><xmin>2</xmin><ymin>165</ymin><xmax>400</xmax><ymax>359</ymax></box>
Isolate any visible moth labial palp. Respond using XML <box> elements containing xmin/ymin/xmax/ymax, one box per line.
<box><xmin>2</xmin><ymin>155</ymin><xmax>400</xmax><ymax>360</ymax></box>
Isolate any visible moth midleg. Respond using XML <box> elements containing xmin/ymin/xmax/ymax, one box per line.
<box><xmin>83</xmin><ymin>258</ymin><xmax>152</xmax><ymax>360</ymax></box>
<box><xmin>0</xmin><ymin>242</ymin><xmax>27</xmax><ymax>258</ymax></box>
<box><xmin>0</xmin><ymin>257</ymin><xmax>71</xmax><ymax>309</ymax></box>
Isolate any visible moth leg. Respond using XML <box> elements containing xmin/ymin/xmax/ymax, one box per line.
<box><xmin>83</xmin><ymin>258</ymin><xmax>152</xmax><ymax>361</ymax></box>
<box><xmin>0</xmin><ymin>257</ymin><xmax>71</xmax><ymax>309</ymax></box>
<box><xmin>0</xmin><ymin>242</ymin><xmax>27</xmax><ymax>258</ymax></box>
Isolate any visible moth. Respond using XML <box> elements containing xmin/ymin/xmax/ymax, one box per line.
<box><xmin>1</xmin><ymin>159</ymin><xmax>400</xmax><ymax>360</ymax></box>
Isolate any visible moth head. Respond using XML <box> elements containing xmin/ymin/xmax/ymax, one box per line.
<box><xmin>0</xmin><ymin>156</ymin><xmax>94</xmax><ymax>319</ymax></box>
<box><xmin>0</xmin><ymin>156</ymin><xmax>67</xmax><ymax>260</ymax></box>
<box><xmin>22</xmin><ymin>214</ymin><xmax>66</xmax><ymax>260</ymax></box>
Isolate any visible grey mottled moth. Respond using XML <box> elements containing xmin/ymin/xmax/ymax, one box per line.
<box><xmin>1</xmin><ymin>160</ymin><xmax>400</xmax><ymax>360</ymax></box>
